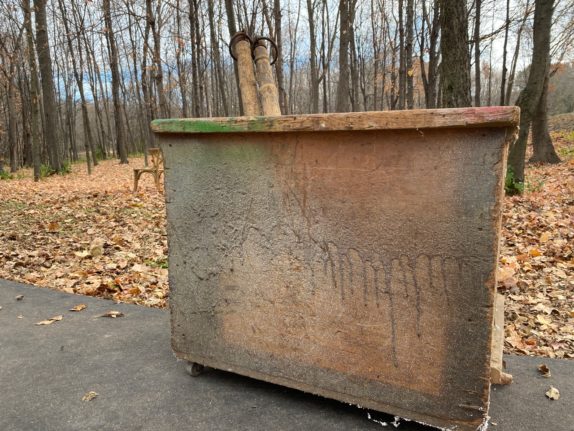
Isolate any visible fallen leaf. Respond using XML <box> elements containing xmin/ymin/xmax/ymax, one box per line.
<box><xmin>82</xmin><ymin>391</ymin><xmax>98</xmax><ymax>401</ymax></box>
<box><xmin>537</xmin><ymin>364</ymin><xmax>551</xmax><ymax>377</ymax></box>
<box><xmin>47</xmin><ymin>221</ymin><xmax>60</xmax><ymax>232</ymax></box>
<box><xmin>15</xmin><ymin>295</ymin><xmax>24</xmax><ymax>301</ymax></box>
<box><xmin>35</xmin><ymin>315</ymin><xmax>63</xmax><ymax>325</ymax></box>
<box><xmin>69</xmin><ymin>304</ymin><xmax>87</xmax><ymax>312</ymax></box>
<box><xmin>529</xmin><ymin>248</ymin><xmax>542</xmax><ymax>257</ymax></box>
<box><xmin>536</xmin><ymin>315</ymin><xmax>552</xmax><ymax>325</ymax></box>
<box><xmin>90</xmin><ymin>238</ymin><xmax>105</xmax><ymax>257</ymax></box>
<box><xmin>131</xmin><ymin>263</ymin><xmax>147</xmax><ymax>273</ymax></box>
<box><xmin>99</xmin><ymin>310</ymin><xmax>124</xmax><ymax>318</ymax></box>
<box><xmin>545</xmin><ymin>386</ymin><xmax>560</xmax><ymax>400</ymax></box>
<box><xmin>74</xmin><ymin>250</ymin><xmax>90</xmax><ymax>259</ymax></box>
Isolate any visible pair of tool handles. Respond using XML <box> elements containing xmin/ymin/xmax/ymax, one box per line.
<box><xmin>229</xmin><ymin>32</ymin><xmax>279</xmax><ymax>65</ymax></box>
<box><xmin>229</xmin><ymin>31</ymin><xmax>281</xmax><ymax>116</ymax></box>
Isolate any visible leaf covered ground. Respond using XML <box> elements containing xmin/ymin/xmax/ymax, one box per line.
<box><xmin>0</xmin><ymin>134</ymin><xmax>573</xmax><ymax>358</ymax></box>
<box><xmin>499</xmin><ymin>131</ymin><xmax>574</xmax><ymax>359</ymax></box>
<box><xmin>0</xmin><ymin>157</ymin><xmax>168</xmax><ymax>308</ymax></box>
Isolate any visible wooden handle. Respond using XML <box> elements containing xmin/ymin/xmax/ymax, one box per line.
<box><xmin>232</xmin><ymin>33</ymin><xmax>261</xmax><ymax>116</ymax></box>
<box><xmin>253</xmin><ymin>41</ymin><xmax>281</xmax><ymax>116</ymax></box>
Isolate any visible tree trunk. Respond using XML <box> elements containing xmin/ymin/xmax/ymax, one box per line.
<box><xmin>7</xmin><ymin>81</ymin><xmax>18</xmax><ymax>172</ymax></box>
<box><xmin>405</xmin><ymin>0</ymin><xmax>414</xmax><ymax>109</ymax></box>
<box><xmin>307</xmin><ymin>0</ymin><xmax>319</xmax><ymax>113</ymax></box>
<box><xmin>149</xmin><ymin>0</ymin><xmax>168</xmax><ymax>118</ymax></box>
<box><xmin>499</xmin><ymin>0</ymin><xmax>511</xmax><ymax>105</ymax></box>
<box><xmin>398</xmin><ymin>0</ymin><xmax>406</xmax><ymax>109</ymax></box>
<box><xmin>506</xmin><ymin>0</ymin><xmax>531</xmax><ymax>105</ymax></box>
<box><xmin>474</xmin><ymin>0</ymin><xmax>481</xmax><ymax>106</ymax></box>
<box><xmin>530</xmin><ymin>69</ymin><xmax>561</xmax><ymax>163</ymax></box>
<box><xmin>103</xmin><ymin>0</ymin><xmax>128</xmax><ymax>163</ymax></box>
<box><xmin>175</xmin><ymin>0</ymin><xmax>189</xmax><ymax>118</ymax></box>
<box><xmin>207</xmin><ymin>0</ymin><xmax>229</xmax><ymax>116</ymax></box>
<box><xmin>273</xmin><ymin>0</ymin><xmax>287</xmax><ymax>114</ymax></box>
<box><xmin>18</xmin><ymin>68</ymin><xmax>33</xmax><ymax>168</ymax></box>
<box><xmin>336</xmin><ymin>0</ymin><xmax>351</xmax><ymax>112</ymax></box>
<box><xmin>439</xmin><ymin>0</ymin><xmax>471</xmax><ymax>107</ymax></box>
<box><xmin>59</xmin><ymin>0</ymin><xmax>93</xmax><ymax>173</ymax></box>
<box><xmin>421</xmin><ymin>0</ymin><xmax>440</xmax><ymax>108</ymax></box>
<box><xmin>125</xmin><ymin>2</ymin><xmax>148</xmax><ymax>153</ymax></box>
<box><xmin>508</xmin><ymin>0</ymin><xmax>555</xmax><ymax>184</ymax></box>
<box><xmin>224</xmin><ymin>0</ymin><xmax>243</xmax><ymax>115</ymax></box>
<box><xmin>188</xmin><ymin>0</ymin><xmax>202</xmax><ymax>117</ymax></box>
<box><xmin>349</xmin><ymin>4</ymin><xmax>359</xmax><ymax>111</ymax></box>
<box><xmin>34</xmin><ymin>0</ymin><xmax>63</xmax><ymax>173</ymax></box>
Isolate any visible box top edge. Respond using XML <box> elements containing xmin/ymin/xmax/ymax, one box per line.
<box><xmin>151</xmin><ymin>106</ymin><xmax>519</xmax><ymax>135</ymax></box>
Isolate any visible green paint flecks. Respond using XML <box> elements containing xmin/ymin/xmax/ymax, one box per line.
<box><xmin>152</xmin><ymin>117</ymin><xmax>269</xmax><ymax>134</ymax></box>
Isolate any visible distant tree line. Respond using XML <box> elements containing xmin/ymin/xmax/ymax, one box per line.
<box><xmin>0</xmin><ymin>0</ymin><xmax>572</xmax><ymax>187</ymax></box>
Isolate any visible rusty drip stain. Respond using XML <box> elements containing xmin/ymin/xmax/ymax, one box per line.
<box><xmin>411</xmin><ymin>255</ymin><xmax>422</xmax><ymax>338</ymax></box>
<box><xmin>383</xmin><ymin>256</ymin><xmax>400</xmax><ymax>368</ymax></box>
<box><xmin>441</xmin><ymin>258</ymin><xmax>451</xmax><ymax>308</ymax></box>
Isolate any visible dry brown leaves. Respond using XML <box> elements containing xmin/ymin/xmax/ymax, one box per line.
<box><xmin>0</xmin><ymin>157</ymin><xmax>168</xmax><ymax>308</ymax></box>
<box><xmin>0</xmin><ymin>134</ymin><xmax>573</xmax><ymax>359</ymax></box>
<box><xmin>500</xmin><ymin>131</ymin><xmax>574</xmax><ymax>359</ymax></box>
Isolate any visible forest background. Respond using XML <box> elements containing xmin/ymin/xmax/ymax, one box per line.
<box><xmin>0</xmin><ymin>0</ymin><xmax>573</xmax><ymax>177</ymax></box>
<box><xmin>0</xmin><ymin>0</ymin><xmax>573</xmax><ymax>359</ymax></box>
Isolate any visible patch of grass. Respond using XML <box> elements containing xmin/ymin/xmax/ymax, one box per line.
<box><xmin>525</xmin><ymin>176</ymin><xmax>545</xmax><ymax>193</ymax></box>
<box><xmin>40</xmin><ymin>161</ymin><xmax>72</xmax><ymax>178</ymax></box>
<box><xmin>505</xmin><ymin>167</ymin><xmax>524</xmax><ymax>195</ymax></box>
<box><xmin>60</xmin><ymin>161</ymin><xmax>72</xmax><ymax>175</ymax></box>
<box><xmin>0</xmin><ymin>200</ymin><xmax>28</xmax><ymax>211</ymax></box>
<box><xmin>145</xmin><ymin>258</ymin><xmax>168</xmax><ymax>269</ymax></box>
<box><xmin>40</xmin><ymin>164</ymin><xmax>55</xmax><ymax>178</ymax></box>
<box><xmin>0</xmin><ymin>171</ymin><xmax>13</xmax><ymax>180</ymax></box>
<box><xmin>558</xmin><ymin>144</ymin><xmax>574</xmax><ymax>158</ymax></box>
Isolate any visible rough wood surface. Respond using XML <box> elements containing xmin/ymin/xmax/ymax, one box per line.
<box><xmin>491</xmin><ymin>294</ymin><xmax>513</xmax><ymax>385</ymax></box>
<box><xmin>233</xmin><ymin>38</ymin><xmax>261</xmax><ymax>116</ymax></box>
<box><xmin>152</xmin><ymin>106</ymin><xmax>519</xmax><ymax>135</ymax></box>
<box><xmin>253</xmin><ymin>42</ymin><xmax>281</xmax><ymax>116</ymax></box>
<box><xmin>157</xmin><ymin>111</ymin><xmax>517</xmax><ymax>431</ymax></box>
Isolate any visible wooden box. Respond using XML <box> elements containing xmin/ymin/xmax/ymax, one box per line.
<box><xmin>152</xmin><ymin>107</ymin><xmax>519</xmax><ymax>430</ymax></box>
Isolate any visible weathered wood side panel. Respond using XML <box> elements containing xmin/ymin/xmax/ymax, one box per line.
<box><xmin>159</xmin><ymin>126</ymin><xmax>512</xmax><ymax>431</ymax></box>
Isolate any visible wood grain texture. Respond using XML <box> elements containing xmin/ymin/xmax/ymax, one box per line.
<box><xmin>253</xmin><ymin>43</ymin><xmax>281</xmax><ymax>116</ymax></box>
<box><xmin>233</xmin><ymin>38</ymin><xmax>261</xmax><ymax>116</ymax></box>
<box><xmin>151</xmin><ymin>106</ymin><xmax>519</xmax><ymax>135</ymax></box>
<box><xmin>157</xmin><ymin>110</ymin><xmax>517</xmax><ymax>431</ymax></box>
<box><xmin>491</xmin><ymin>294</ymin><xmax>513</xmax><ymax>385</ymax></box>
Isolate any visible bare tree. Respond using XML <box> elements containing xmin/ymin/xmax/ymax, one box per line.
<box><xmin>500</xmin><ymin>0</ymin><xmax>511</xmax><ymax>105</ymax></box>
<box><xmin>474</xmin><ymin>0</ymin><xmax>481</xmax><ymax>106</ymax></box>
<box><xmin>439</xmin><ymin>0</ymin><xmax>471</xmax><ymax>107</ymax></box>
<box><xmin>508</xmin><ymin>0</ymin><xmax>557</xmax><ymax>186</ymax></box>
<box><xmin>34</xmin><ymin>0</ymin><xmax>63</xmax><ymax>172</ymax></box>
<box><xmin>335</xmin><ymin>0</ymin><xmax>352</xmax><ymax>112</ymax></box>
<box><xmin>103</xmin><ymin>0</ymin><xmax>128</xmax><ymax>163</ymax></box>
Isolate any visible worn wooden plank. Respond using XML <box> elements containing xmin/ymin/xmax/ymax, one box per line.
<box><xmin>151</xmin><ymin>106</ymin><xmax>519</xmax><ymax>135</ymax></box>
<box><xmin>491</xmin><ymin>294</ymin><xmax>513</xmax><ymax>385</ymax></box>
<box><xmin>157</xmin><ymin>109</ymin><xmax>517</xmax><ymax>431</ymax></box>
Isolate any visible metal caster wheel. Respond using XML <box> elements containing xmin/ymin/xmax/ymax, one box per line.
<box><xmin>186</xmin><ymin>362</ymin><xmax>204</xmax><ymax>377</ymax></box>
